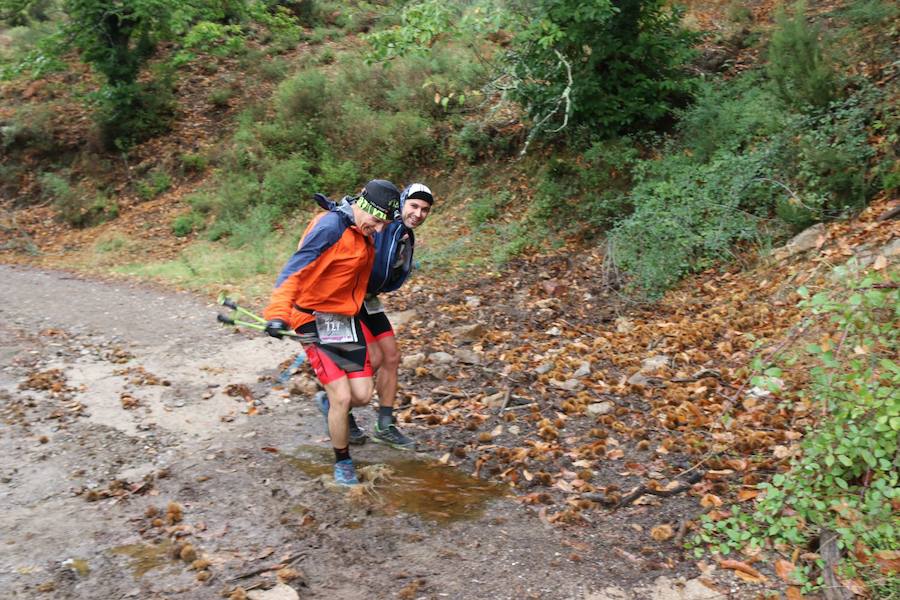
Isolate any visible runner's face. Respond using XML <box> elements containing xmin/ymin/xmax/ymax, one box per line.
<box><xmin>401</xmin><ymin>198</ymin><xmax>431</xmax><ymax>229</ymax></box>
<box><xmin>356</xmin><ymin>212</ymin><xmax>389</xmax><ymax>236</ymax></box>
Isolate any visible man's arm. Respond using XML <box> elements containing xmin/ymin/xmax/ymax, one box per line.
<box><xmin>264</xmin><ymin>214</ymin><xmax>345</xmax><ymax>321</ymax></box>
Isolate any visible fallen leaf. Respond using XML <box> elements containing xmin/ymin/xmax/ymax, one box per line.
<box><xmin>786</xmin><ymin>586</ymin><xmax>804</xmax><ymax>600</ymax></box>
<box><xmin>737</xmin><ymin>489</ymin><xmax>761</xmax><ymax>502</ymax></box>
<box><xmin>873</xmin><ymin>255</ymin><xmax>887</xmax><ymax>270</ymax></box>
<box><xmin>650</xmin><ymin>524</ymin><xmax>674</xmax><ymax>541</ymax></box>
<box><xmin>718</xmin><ymin>558</ymin><xmax>765</xmax><ymax>581</ymax></box>
<box><xmin>700</xmin><ymin>493</ymin><xmax>723</xmax><ymax>508</ymax></box>
<box><xmin>775</xmin><ymin>558</ymin><xmax>796</xmax><ymax>583</ymax></box>
<box><xmin>734</xmin><ymin>569</ymin><xmax>767</xmax><ymax>583</ymax></box>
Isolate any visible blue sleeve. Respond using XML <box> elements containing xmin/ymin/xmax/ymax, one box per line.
<box><xmin>274</xmin><ymin>213</ymin><xmax>345</xmax><ymax>287</ymax></box>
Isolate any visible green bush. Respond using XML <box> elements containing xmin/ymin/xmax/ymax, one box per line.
<box><xmin>678</xmin><ymin>76</ymin><xmax>786</xmax><ymax>162</ymax></box>
<box><xmin>510</xmin><ymin>0</ymin><xmax>699</xmax><ymax>137</ymax></box>
<box><xmin>610</xmin><ymin>151</ymin><xmax>776</xmax><ymax>296</ymax></box>
<box><xmin>1</xmin><ymin>104</ymin><xmax>60</xmax><ymax>155</ymax></box>
<box><xmin>136</xmin><ymin>169</ymin><xmax>173</xmax><ymax>200</ymax></box>
<box><xmin>276</xmin><ymin>70</ymin><xmax>332</xmax><ymax>121</ymax></box>
<box><xmin>258</xmin><ymin>57</ymin><xmax>289</xmax><ymax>81</ymax></box>
<box><xmin>180</xmin><ymin>152</ymin><xmax>209</xmax><ymax>174</ymax></box>
<box><xmin>171</xmin><ymin>212</ymin><xmax>206</xmax><ymax>237</ymax></box>
<box><xmin>41</xmin><ymin>172</ymin><xmax>119</xmax><ymax>228</ymax></box>
<box><xmin>209</xmin><ymin>85</ymin><xmax>236</xmax><ymax>109</ymax></box>
<box><xmin>261</xmin><ymin>155</ymin><xmax>318</xmax><ymax>212</ymax></box>
<box><xmin>767</xmin><ymin>1</ymin><xmax>838</xmax><ymax>110</ymax></box>
<box><xmin>468</xmin><ymin>191</ymin><xmax>510</xmax><ymax>226</ymax></box>
<box><xmin>691</xmin><ymin>264</ymin><xmax>899</xmax><ymax>596</ymax></box>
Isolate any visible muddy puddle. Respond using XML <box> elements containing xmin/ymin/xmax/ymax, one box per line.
<box><xmin>111</xmin><ymin>539</ymin><xmax>175</xmax><ymax>578</ymax></box>
<box><xmin>288</xmin><ymin>445</ymin><xmax>508</xmax><ymax>524</ymax></box>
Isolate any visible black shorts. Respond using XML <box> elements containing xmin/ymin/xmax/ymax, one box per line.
<box><xmin>297</xmin><ymin>319</ymin><xmax>372</xmax><ymax>383</ymax></box>
<box><xmin>358</xmin><ymin>302</ymin><xmax>394</xmax><ymax>340</ymax></box>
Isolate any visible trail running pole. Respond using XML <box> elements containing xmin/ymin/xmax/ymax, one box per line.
<box><xmin>216</xmin><ymin>293</ymin><xmax>268</xmax><ymax>324</ymax></box>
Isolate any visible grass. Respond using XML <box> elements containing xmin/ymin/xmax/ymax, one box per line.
<box><xmin>113</xmin><ymin>233</ymin><xmax>294</xmax><ymax>301</ymax></box>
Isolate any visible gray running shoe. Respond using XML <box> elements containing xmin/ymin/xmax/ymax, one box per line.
<box><xmin>372</xmin><ymin>422</ymin><xmax>415</xmax><ymax>450</ymax></box>
<box><xmin>314</xmin><ymin>391</ymin><xmax>367</xmax><ymax>445</ymax></box>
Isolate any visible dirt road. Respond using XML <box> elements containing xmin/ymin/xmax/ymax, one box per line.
<box><xmin>0</xmin><ymin>265</ymin><xmax>718</xmax><ymax>599</ymax></box>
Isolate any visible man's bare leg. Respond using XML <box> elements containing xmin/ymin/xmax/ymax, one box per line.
<box><xmin>370</xmin><ymin>336</ymin><xmax>414</xmax><ymax>449</ymax></box>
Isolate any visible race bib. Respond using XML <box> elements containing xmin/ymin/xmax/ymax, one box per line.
<box><xmin>314</xmin><ymin>313</ymin><xmax>358</xmax><ymax>344</ymax></box>
<box><xmin>364</xmin><ymin>296</ymin><xmax>385</xmax><ymax>315</ymax></box>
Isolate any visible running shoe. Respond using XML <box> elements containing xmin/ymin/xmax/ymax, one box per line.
<box><xmin>333</xmin><ymin>458</ymin><xmax>359</xmax><ymax>486</ymax></box>
<box><xmin>372</xmin><ymin>422</ymin><xmax>415</xmax><ymax>450</ymax></box>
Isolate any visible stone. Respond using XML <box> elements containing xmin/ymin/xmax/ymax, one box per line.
<box><xmin>535</xmin><ymin>362</ymin><xmax>554</xmax><ymax>375</ymax></box>
<box><xmin>640</xmin><ymin>355</ymin><xmax>670</xmax><ymax>372</ymax></box>
<box><xmin>428</xmin><ymin>352</ymin><xmax>454</xmax><ymax>364</ymax></box>
<box><xmin>574</xmin><ymin>362</ymin><xmax>592</xmax><ymax>378</ymax></box>
<box><xmin>454</xmin><ymin>349</ymin><xmax>481</xmax><ymax>364</ymax></box>
<box><xmin>547</xmin><ymin>326</ymin><xmax>562</xmax><ymax>336</ymax></box>
<box><xmin>450</xmin><ymin>323</ymin><xmax>486</xmax><ymax>342</ymax></box>
<box><xmin>401</xmin><ymin>353</ymin><xmax>426</xmax><ymax>369</ymax></box>
<box><xmin>465</xmin><ymin>295</ymin><xmax>482</xmax><ymax>308</ymax></box>
<box><xmin>550</xmin><ymin>378</ymin><xmax>582</xmax><ymax>391</ymax></box>
<box><xmin>775</xmin><ymin>223</ymin><xmax>826</xmax><ymax>259</ymax></box>
<box><xmin>390</xmin><ymin>309</ymin><xmax>418</xmax><ymax>329</ymax></box>
<box><xmin>881</xmin><ymin>238</ymin><xmax>900</xmax><ymax>257</ymax></box>
<box><xmin>483</xmin><ymin>391</ymin><xmax>507</xmax><ymax>408</ymax></box>
<box><xmin>247</xmin><ymin>583</ymin><xmax>300</xmax><ymax>600</ymax></box>
<box><xmin>587</xmin><ymin>401</ymin><xmax>613</xmax><ymax>416</ymax></box>
<box><xmin>615</xmin><ymin>317</ymin><xmax>634</xmax><ymax>333</ymax></box>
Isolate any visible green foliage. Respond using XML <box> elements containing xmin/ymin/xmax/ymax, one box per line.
<box><xmin>135</xmin><ymin>168</ymin><xmax>172</xmax><ymax>200</ymax></box>
<box><xmin>468</xmin><ymin>191</ymin><xmax>510</xmax><ymax>226</ymax></box>
<box><xmin>454</xmin><ymin>122</ymin><xmax>517</xmax><ymax>164</ymax></box>
<box><xmin>511</xmin><ymin>0</ymin><xmax>699</xmax><ymax>136</ymax></box>
<box><xmin>208</xmin><ymin>84</ymin><xmax>236</xmax><ymax>109</ymax></box>
<box><xmin>40</xmin><ymin>172</ymin><xmax>118</xmax><ymax>227</ymax></box>
<box><xmin>171</xmin><ymin>211</ymin><xmax>205</xmax><ymax>237</ymax></box>
<box><xmin>261</xmin><ymin>155</ymin><xmax>317</xmax><ymax>212</ymax></box>
<box><xmin>610</xmin><ymin>151</ymin><xmax>775</xmax><ymax>296</ymax></box>
<box><xmin>179</xmin><ymin>152</ymin><xmax>208</xmax><ymax>174</ymax></box>
<box><xmin>767</xmin><ymin>1</ymin><xmax>838</xmax><ymax>110</ymax></box>
<box><xmin>0</xmin><ymin>103</ymin><xmax>59</xmax><ymax>154</ymax></box>
<box><xmin>690</xmin><ymin>265</ymin><xmax>899</xmax><ymax>595</ymax></box>
<box><xmin>0</xmin><ymin>0</ymin><xmax>301</xmax><ymax>149</ymax></box>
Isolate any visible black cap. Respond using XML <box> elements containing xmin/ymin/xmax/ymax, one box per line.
<box><xmin>358</xmin><ymin>179</ymin><xmax>401</xmax><ymax>220</ymax></box>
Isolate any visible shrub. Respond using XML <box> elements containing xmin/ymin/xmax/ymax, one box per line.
<box><xmin>468</xmin><ymin>191</ymin><xmax>510</xmax><ymax>226</ymax></box>
<box><xmin>767</xmin><ymin>1</ymin><xmax>838</xmax><ymax>110</ymax></box>
<box><xmin>275</xmin><ymin>70</ymin><xmax>333</xmax><ymax>122</ymax></box>
<box><xmin>1</xmin><ymin>104</ymin><xmax>60</xmax><ymax>155</ymax></box>
<box><xmin>678</xmin><ymin>76</ymin><xmax>786</xmax><ymax>162</ymax></box>
<box><xmin>258</xmin><ymin>57</ymin><xmax>289</xmax><ymax>81</ymax></box>
<box><xmin>510</xmin><ymin>0</ymin><xmax>699</xmax><ymax>137</ymax></box>
<box><xmin>136</xmin><ymin>169</ymin><xmax>173</xmax><ymax>200</ymax></box>
<box><xmin>691</xmin><ymin>264</ymin><xmax>899</xmax><ymax>596</ymax></box>
<box><xmin>180</xmin><ymin>152</ymin><xmax>209</xmax><ymax>174</ymax></box>
<box><xmin>171</xmin><ymin>212</ymin><xmax>206</xmax><ymax>237</ymax></box>
<box><xmin>261</xmin><ymin>155</ymin><xmax>318</xmax><ymax>212</ymax></box>
<box><xmin>209</xmin><ymin>85</ymin><xmax>236</xmax><ymax>109</ymax></box>
<box><xmin>41</xmin><ymin>172</ymin><xmax>119</xmax><ymax>227</ymax></box>
<box><xmin>610</xmin><ymin>151</ymin><xmax>776</xmax><ymax>297</ymax></box>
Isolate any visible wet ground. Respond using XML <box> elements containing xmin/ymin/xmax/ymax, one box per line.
<box><xmin>0</xmin><ymin>265</ymin><xmax>725</xmax><ymax>599</ymax></box>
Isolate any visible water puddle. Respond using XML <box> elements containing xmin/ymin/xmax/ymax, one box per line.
<box><xmin>62</xmin><ymin>558</ymin><xmax>90</xmax><ymax>577</ymax></box>
<box><xmin>288</xmin><ymin>445</ymin><xmax>507</xmax><ymax>524</ymax></box>
<box><xmin>110</xmin><ymin>539</ymin><xmax>174</xmax><ymax>578</ymax></box>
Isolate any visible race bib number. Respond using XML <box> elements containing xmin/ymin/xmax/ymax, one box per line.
<box><xmin>314</xmin><ymin>313</ymin><xmax>358</xmax><ymax>344</ymax></box>
<box><xmin>364</xmin><ymin>296</ymin><xmax>385</xmax><ymax>315</ymax></box>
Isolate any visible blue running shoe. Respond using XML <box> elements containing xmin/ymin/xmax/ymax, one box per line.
<box><xmin>333</xmin><ymin>458</ymin><xmax>359</xmax><ymax>486</ymax></box>
<box><xmin>314</xmin><ymin>391</ymin><xmax>367</xmax><ymax>444</ymax></box>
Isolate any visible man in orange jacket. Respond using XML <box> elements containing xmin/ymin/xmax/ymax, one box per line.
<box><xmin>263</xmin><ymin>179</ymin><xmax>400</xmax><ymax>485</ymax></box>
